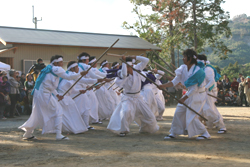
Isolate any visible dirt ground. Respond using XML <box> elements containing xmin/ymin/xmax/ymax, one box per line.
<box><xmin>0</xmin><ymin>106</ymin><xmax>250</xmax><ymax>167</ymax></box>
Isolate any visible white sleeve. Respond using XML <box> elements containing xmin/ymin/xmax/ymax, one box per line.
<box><xmin>155</xmin><ymin>70</ymin><xmax>165</xmax><ymax>80</ymax></box>
<box><xmin>171</xmin><ymin>65</ymin><xmax>185</xmax><ymax>86</ymax></box>
<box><xmin>79</xmin><ymin>78</ymin><xmax>97</xmax><ymax>85</ymax></box>
<box><xmin>94</xmin><ymin>69</ymin><xmax>107</xmax><ymax>78</ymax></box>
<box><xmin>134</xmin><ymin>56</ymin><xmax>149</xmax><ymax>71</ymax></box>
<box><xmin>205</xmin><ymin>67</ymin><xmax>215</xmax><ymax>89</ymax></box>
<box><xmin>117</xmin><ymin>63</ymin><xmax>127</xmax><ymax>79</ymax></box>
<box><xmin>53</xmin><ymin>67</ymin><xmax>81</xmax><ymax>80</ymax></box>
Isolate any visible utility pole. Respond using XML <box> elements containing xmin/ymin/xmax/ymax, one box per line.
<box><xmin>32</xmin><ymin>6</ymin><xmax>42</xmax><ymax>29</ymax></box>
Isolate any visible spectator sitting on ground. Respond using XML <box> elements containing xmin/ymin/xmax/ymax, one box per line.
<box><xmin>232</xmin><ymin>93</ymin><xmax>241</xmax><ymax>106</ymax></box>
<box><xmin>217</xmin><ymin>90</ymin><xmax>225</xmax><ymax>106</ymax></box>
<box><xmin>224</xmin><ymin>91</ymin><xmax>232</xmax><ymax>105</ymax></box>
<box><xmin>231</xmin><ymin>77</ymin><xmax>239</xmax><ymax>92</ymax></box>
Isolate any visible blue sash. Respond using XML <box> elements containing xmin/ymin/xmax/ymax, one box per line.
<box><xmin>31</xmin><ymin>65</ymin><xmax>58</xmax><ymax>95</ymax></box>
<box><xmin>99</xmin><ymin>68</ymin><xmax>104</xmax><ymax>73</ymax></box>
<box><xmin>78</xmin><ymin>63</ymin><xmax>85</xmax><ymax>71</ymax></box>
<box><xmin>184</xmin><ymin>65</ymin><xmax>205</xmax><ymax>88</ymax></box>
<box><xmin>206</xmin><ymin>64</ymin><xmax>221</xmax><ymax>82</ymax></box>
<box><xmin>197</xmin><ymin>61</ymin><xmax>205</xmax><ymax>69</ymax></box>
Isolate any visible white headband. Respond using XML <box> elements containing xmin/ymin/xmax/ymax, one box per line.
<box><xmin>101</xmin><ymin>60</ymin><xmax>108</xmax><ymax>67</ymax></box>
<box><xmin>127</xmin><ymin>62</ymin><xmax>133</xmax><ymax>66</ymax></box>
<box><xmin>197</xmin><ymin>59</ymin><xmax>205</xmax><ymax>64</ymax></box>
<box><xmin>193</xmin><ymin>55</ymin><xmax>197</xmax><ymax>59</ymax></box>
<box><xmin>89</xmin><ymin>58</ymin><xmax>96</xmax><ymax>64</ymax></box>
<box><xmin>111</xmin><ymin>63</ymin><xmax>119</xmax><ymax>69</ymax></box>
<box><xmin>67</xmin><ymin>63</ymin><xmax>78</xmax><ymax>71</ymax></box>
<box><xmin>51</xmin><ymin>57</ymin><xmax>63</xmax><ymax>64</ymax></box>
<box><xmin>78</xmin><ymin>56</ymin><xmax>89</xmax><ymax>60</ymax></box>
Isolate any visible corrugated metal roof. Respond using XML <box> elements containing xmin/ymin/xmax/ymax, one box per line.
<box><xmin>0</xmin><ymin>26</ymin><xmax>161</xmax><ymax>50</ymax></box>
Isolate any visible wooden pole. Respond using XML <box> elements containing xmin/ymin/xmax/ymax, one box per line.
<box><xmin>120</xmin><ymin>58</ymin><xmax>208</xmax><ymax>121</ymax></box>
<box><xmin>152</xmin><ymin>60</ymin><xmax>175</xmax><ymax>77</ymax></box>
<box><xmin>151</xmin><ymin>49</ymin><xmax>174</xmax><ymax>71</ymax></box>
<box><xmin>59</xmin><ymin>39</ymin><xmax>119</xmax><ymax>101</ymax></box>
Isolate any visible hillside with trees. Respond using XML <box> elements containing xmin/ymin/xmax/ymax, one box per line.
<box><xmin>207</xmin><ymin>14</ymin><xmax>250</xmax><ymax>68</ymax></box>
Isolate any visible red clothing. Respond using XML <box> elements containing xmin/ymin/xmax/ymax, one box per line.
<box><xmin>231</xmin><ymin>81</ymin><xmax>239</xmax><ymax>92</ymax></box>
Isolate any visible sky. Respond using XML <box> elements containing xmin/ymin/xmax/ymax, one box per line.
<box><xmin>0</xmin><ymin>0</ymin><xmax>250</xmax><ymax>35</ymax></box>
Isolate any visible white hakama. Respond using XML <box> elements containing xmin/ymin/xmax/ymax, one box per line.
<box><xmin>58</xmin><ymin>76</ymin><xmax>88</xmax><ymax>134</ymax></box>
<box><xmin>169</xmin><ymin>64</ymin><xmax>210</xmax><ymax>138</ymax></box>
<box><xmin>107</xmin><ymin>56</ymin><xmax>159</xmax><ymax>134</ymax></box>
<box><xmin>19</xmin><ymin>66</ymin><xmax>81</xmax><ymax>136</ymax></box>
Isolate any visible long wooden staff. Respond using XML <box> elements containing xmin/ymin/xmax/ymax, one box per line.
<box><xmin>107</xmin><ymin>81</ymin><xmax>116</xmax><ymax>90</ymax></box>
<box><xmin>72</xmin><ymin>81</ymin><xmax>99</xmax><ymax>100</ymax></box>
<box><xmin>152</xmin><ymin>60</ymin><xmax>175</xmax><ymax>77</ymax></box>
<box><xmin>93</xmin><ymin>77</ymin><xmax>115</xmax><ymax>92</ymax></box>
<box><xmin>120</xmin><ymin>58</ymin><xmax>208</xmax><ymax>121</ymax></box>
<box><xmin>60</xmin><ymin>39</ymin><xmax>119</xmax><ymax>100</ymax></box>
<box><xmin>151</xmin><ymin>49</ymin><xmax>174</xmax><ymax>71</ymax></box>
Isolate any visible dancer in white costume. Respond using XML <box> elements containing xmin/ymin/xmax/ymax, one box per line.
<box><xmin>197</xmin><ymin>54</ymin><xmax>227</xmax><ymax>134</ymax></box>
<box><xmin>87</xmin><ymin>57</ymin><xmax>115</xmax><ymax>120</ymax></box>
<box><xmin>107</xmin><ymin>55</ymin><xmax>159</xmax><ymax>137</ymax></box>
<box><xmin>152</xmin><ymin>69</ymin><xmax>166</xmax><ymax>120</ymax></box>
<box><xmin>57</xmin><ymin>61</ymin><xmax>88</xmax><ymax>134</ymax></box>
<box><xmin>140</xmin><ymin>70</ymin><xmax>158</xmax><ymax>117</ymax></box>
<box><xmin>99</xmin><ymin>60</ymin><xmax>120</xmax><ymax>108</ymax></box>
<box><xmin>19</xmin><ymin>55</ymin><xmax>87</xmax><ymax>140</ymax></box>
<box><xmin>159</xmin><ymin>49</ymin><xmax>211</xmax><ymax>140</ymax></box>
<box><xmin>77</xmin><ymin>52</ymin><xmax>102</xmax><ymax>124</ymax></box>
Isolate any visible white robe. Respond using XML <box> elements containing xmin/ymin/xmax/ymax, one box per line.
<box><xmin>140</xmin><ymin>83</ymin><xmax>158</xmax><ymax>116</ymax></box>
<box><xmin>107</xmin><ymin>56</ymin><xmax>159</xmax><ymax>134</ymax></box>
<box><xmin>57</xmin><ymin>73</ymin><xmax>88</xmax><ymax>134</ymax></box>
<box><xmin>78</xmin><ymin>63</ymin><xmax>100</xmax><ymax>123</ymax></box>
<box><xmin>170</xmin><ymin>64</ymin><xmax>209</xmax><ymax>138</ymax></box>
<box><xmin>202</xmin><ymin>66</ymin><xmax>226</xmax><ymax>129</ymax></box>
<box><xmin>154</xmin><ymin>71</ymin><xmax>166</xmax><ymax>117</ymax></box>
<box><xmin>94</xmin><ymin>67</ymin><xmax>115</xmax><ymax>119</ymax></box>
<box><xmin>19</xmin><ymin>66</ymin><xmax>80</xmax><ymax>134</ymax></box>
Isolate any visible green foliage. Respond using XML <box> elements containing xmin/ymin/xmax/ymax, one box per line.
<box><xmin>207</xmin><ymin>14</ymin><xmax>250</xmax><ymax>68</ymax></box>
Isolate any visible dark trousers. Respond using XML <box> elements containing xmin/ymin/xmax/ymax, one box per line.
<box><xmin>240</xmin><ymin>93</ymin><xmax>247</xmax><ymax>106</ymax></box>
<box><xmin>9</xmin><ymin>94</ymin><xmax>19</xmax><ymax>117</ymax></box>
<box><xmin>0</xmin><ymin>105</ymin><xmax>5</xmax><ymax>118</ymax></box>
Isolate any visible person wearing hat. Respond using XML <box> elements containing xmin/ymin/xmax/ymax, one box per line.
<box><xmin>19</xmin><ymin>55</ymin><xmax>88</xmax><ymax>140</ymax></box>
<box><xmin>242</xmin><ymin>76</ymin><xmax>250</xmax><ymax>106</ymax></box>
<box><xmin>107</xmin><ymin>55</ymin><xmax>159</xmax><ymax>137</ymax></box>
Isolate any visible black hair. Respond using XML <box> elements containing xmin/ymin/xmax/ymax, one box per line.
<box><xmin>125</xmin><ymin>57</ymin><xmax>133</xmax><ymax>62</ymax></box>
<box><xmin>197</xmin><ymin>54</ymin><xmax>207</xmax><ymax>61</ymax></box>
<box><xmin>112</xmin><ymin>62</ymin><xmax>118</xmax><ymax>67</ymax></box>
<box><xmin>233</xmin><ymin>77</ymin><xmax>237</xmax><ymax>80</ymax></box>
<box><xmin>50</xmin><ymin>55</ymin><xmax>63</xmax><ymax>63</ymax></box>
<box><xmin>182</xmin><ymin>49</ymin><xmax>197</xmax><ymax>65</ymax></box>
<box><xmin>78</xmin><ymin>52</ymin><xmax>90</xmax><ymax>63</ymax></box>
<box><xmin>67</xmin><ymin>61</ymin><xmax>77</xmax><ymax>69</ymax></box>
<box><xmin>88</xmin><ymin>56</ymin><xmax>96</xmax><ymax>65</ymax></box>
<box><xmin>37</xmin><ymin>58</ymin><xmax>43</xmax><ymax>63</ymax></box>
<box><xmin>2</xmin><ymin>76</ymin><xmax>8</xmax><ymax>80</ymax></box>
